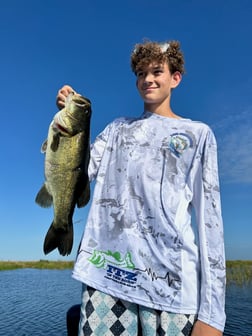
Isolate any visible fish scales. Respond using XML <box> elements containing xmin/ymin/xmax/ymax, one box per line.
<box><xmin>35</xmin><ymin>93</ymin><xmax>91</xmax><ymax>256</ymax></box>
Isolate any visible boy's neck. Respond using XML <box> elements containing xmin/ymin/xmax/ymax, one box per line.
<box><xmin>144</xmin><ymin>104</ymin><xmax>180</xmax><ymax>119</ymax></box>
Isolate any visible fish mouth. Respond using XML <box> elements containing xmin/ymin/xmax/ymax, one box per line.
<box><xmin>73</xmin><ymin>96</ymin><xmax>91</xmax><ymax>106</ymax></box>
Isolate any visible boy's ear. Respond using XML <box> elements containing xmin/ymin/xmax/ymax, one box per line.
<box><xmin>171</xmin><ymin>71</ymin><xmax>182</xmax><ymax>89</ymax></box>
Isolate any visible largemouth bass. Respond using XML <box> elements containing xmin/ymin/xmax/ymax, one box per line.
<box><xmin>35</xmin><ymin>93</ymin><xmax>91</xmax><ymax>256</ymax></box>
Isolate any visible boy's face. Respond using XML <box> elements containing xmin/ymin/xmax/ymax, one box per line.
<box><xmin>136</xmin><ymin>62</ymin><xmax>181</xmax><ymax>106</ymax></box>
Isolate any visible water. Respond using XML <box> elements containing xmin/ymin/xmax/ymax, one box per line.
<box><xmin>224</xmin><ymin>284</ymin><xmax>252</xmax><ymax>335</ymax></box>
<box><xmin>0</xmin><ymin>269</ymin><xmax>81</xmax><ymax>336</ymax></box>
<box><xmin>0</xmin><ymin>269</ymin><xmax>251</xmax><ymax>336</ymax></box>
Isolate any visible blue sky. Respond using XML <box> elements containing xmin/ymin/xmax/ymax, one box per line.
<box><xmin>1</xmin><ymin>0</ymin><xmax>251</xmax><ymax>261</ymax></box>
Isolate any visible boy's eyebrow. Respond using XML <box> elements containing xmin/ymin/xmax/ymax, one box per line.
<box><xmin>137</xmin><ymin>63</ymin><xmax>164</xmax><ymax>72</ymax></box>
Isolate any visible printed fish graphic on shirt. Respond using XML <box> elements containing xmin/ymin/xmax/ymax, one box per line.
<box><xmin>88</xmin><ymin>250</ymin><xmax>135</xmax><ymax>269</ymax></box>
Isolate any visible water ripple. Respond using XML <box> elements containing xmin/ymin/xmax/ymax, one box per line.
<box><xmin>0</xmin><ymin>269</ymin><xmax>251</xmax><ymax>335</ymax></box>
<box><xmin>224</xmin><ymin>284</ymin><xmax>252</xmax><ymax>335</ymax></box>
<box><xmin>0</xmin><ymin>269</ymin><xmax>81</xmax><ymax>336</ymax></box>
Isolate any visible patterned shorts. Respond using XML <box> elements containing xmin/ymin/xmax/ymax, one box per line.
<box><xmin>78</xmin><ymin>286</ymin><xmax>196</xmax><ymax>336</ymax></box>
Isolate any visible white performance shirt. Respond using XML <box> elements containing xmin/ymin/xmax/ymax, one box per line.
<box><xmin>72</xmin><ymin>112</ymin><xmax>226</xmax><ymax>331</ymax></box>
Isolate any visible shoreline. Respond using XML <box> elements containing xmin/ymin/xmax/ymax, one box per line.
<box><xmin>1</xmin><ymin>260</ymin><xmax>251</xmax><ymax>285</ymax></box>
<box><xmin>0</xmin><ymin>260</ymin><xmax>74</xmax><ymax>271</ymax></box>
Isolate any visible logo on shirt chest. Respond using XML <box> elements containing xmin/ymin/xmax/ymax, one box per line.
<box><xmin>87</xmin><ymin>249</ymin><xmax>138</xmax><ymax>288</ymax></box>
<box><xmin>169</xmin><ymin>133</ymin><xmax>193</xmax><ymax>157</ymax></box>
<box><xmin>105</xmin><ymin>264</ymin><xmax>138</xmax><ymax>288</ymax></box>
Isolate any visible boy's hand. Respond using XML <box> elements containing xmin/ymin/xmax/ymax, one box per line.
<box><xmin>56</xmin><ymin>85</ymin><xmax>77</xmax><ymax>109</ymax></box>
<box><xmin>192</xmin><ymin>320</ymin><xmax>222</xmax><ymax>336</ymax></box>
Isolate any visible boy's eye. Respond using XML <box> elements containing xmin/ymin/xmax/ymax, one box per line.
<box><xmin>154</xmin><ymin>69</ymin><xmax>163</xmax><ymax>74</ymax></box>
<box><xmin>136</xmin><ymin>71</ymin><xmax>144</xmax><ymax>78</ymax></box>
<box><xmin>136</xmin><ymin>67</ymin><xmax>163</xmax><ymax>78</ymax></box>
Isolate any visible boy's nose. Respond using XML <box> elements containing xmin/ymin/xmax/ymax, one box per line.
<box><xmin>144</xmin><ymin>72</ymin><xmax>153</xmax><ymax>82</ymax></box>
<box><xmin>142</xmin><ymin>73</ymin><xmax>154</xmax><ymax>87</ymax></box>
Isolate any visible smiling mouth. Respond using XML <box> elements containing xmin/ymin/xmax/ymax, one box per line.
<box><xmin>143</xmin><ymin>86</ymin><xmax>156</xmax><ymax>91</ymax></box>
<box><xmin>143</xmin><ymin>87</ymin><xmax>156</xmax><ymax>92</ymax></box>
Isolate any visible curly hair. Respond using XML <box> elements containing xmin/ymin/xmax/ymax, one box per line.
<box><xmin>130</xmin><ymin>40</ymin><xmax>185</xmax><ymax>75</ymax></box>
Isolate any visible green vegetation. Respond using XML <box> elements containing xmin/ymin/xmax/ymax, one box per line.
<box><xmin>226</xmin><ymin>260</ymin><xmax>252</xmax><ymax>285</ymax></box>
<box><xmin>0</xmin><ymin>260</ymin><xmax>74</xmax><ymax>271</ymax></box>
<box><xmin>0</xmin><ymin>259</ymin><xmax>251</xmax><ymax>285</ymax></box>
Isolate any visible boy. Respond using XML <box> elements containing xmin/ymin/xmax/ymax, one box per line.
<box><xmin>57</xmin><ymin>40</ymin><xmax>226</xmax><ymax>335</ymax></box>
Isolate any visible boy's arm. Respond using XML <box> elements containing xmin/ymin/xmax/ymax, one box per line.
<box><xmin>192</xmin><ymin>320</ymin><xmax>222</xmax><ymax>336</ymax></box>
<box><xmin>192</xmin><ymin>128</ymin><xmax>226</xmax><ymax>332</ymax></box>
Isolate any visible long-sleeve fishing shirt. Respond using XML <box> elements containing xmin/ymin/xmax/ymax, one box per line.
<box><xmin>72</xmin><ymin>111</ymin><xmax>226</xmax><ymax>331</ymax></box>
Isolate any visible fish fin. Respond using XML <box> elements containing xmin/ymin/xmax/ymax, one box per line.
<box><xmin>41</xmin><ymin>139</ymin><xmax>48</xmax><ymax>153</ymax></box>
<box><xmin>50</xmin><ymin>133</ymin><xmax>61</xmax><ymax>152</ymax></box>
<box><xmin>35</xmin><ymin>184</ymin><xmax>53</xmax><ymax>207</ymax></box>
<box><xmin>43</xmin><ymin>223</ymin><xmax>73</xmax><ymax>256</ymax></box>
<box><xmin>77</xmin><ymin>183</ymin><xmax>90</xmax><ymax>208</ymax></box>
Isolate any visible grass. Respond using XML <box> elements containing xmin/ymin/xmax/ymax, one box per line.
<box><xmin>0</xmin><ymin>260</ymin><xmax>251</xmax><ymax>285</ymax></box>
<box><xmin>226</xmin><ymin>260</ymin><xmax>252</xmax><ymax>285</ymax></box>
<box><xmin>0</xmin><ymin>260</ymin><xmax>74</xmax><ymax>271</ymax></box>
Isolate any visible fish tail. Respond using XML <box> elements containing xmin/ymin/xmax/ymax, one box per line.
<box><xmin>43</xmin><ymin>222</ymin><xmax>73</xmax><ymax>256</ymax></box>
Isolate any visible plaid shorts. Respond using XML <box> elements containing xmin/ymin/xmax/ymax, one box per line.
<box><xmin>78</xmin><ymin>286</ymin><xmax>196</xmax><ymax>336</ymax></box>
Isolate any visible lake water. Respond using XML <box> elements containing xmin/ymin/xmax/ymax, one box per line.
<box><xmin>0</xmin><ymin>269</ymin><xmax>251</xmax><ymax>336</ymax></box>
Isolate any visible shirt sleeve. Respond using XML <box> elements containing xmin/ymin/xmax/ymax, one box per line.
<box><xmin>88</xmin><ymin>122</ymin><xmax>113</xmax><ymax>182</ymax></box>
<box><xmin>192</xmin><ymin>128</ymin><xmax>226</xmax><ymax>332</ymax></box>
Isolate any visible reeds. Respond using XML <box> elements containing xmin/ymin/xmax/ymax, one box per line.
<box><xmin>226</xmin><ymin>260</ymin><xmax>252</xmax><ymax>286</ymax></box>
<box><xmin>0</xmin><ymin>260</ymin><xmax>74</xmax><ymax>271</ymax></box>
<box><xmin>0</xmin><ymin>260</ymin><xmax>251</xmax><ymax>285</ymax></box>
